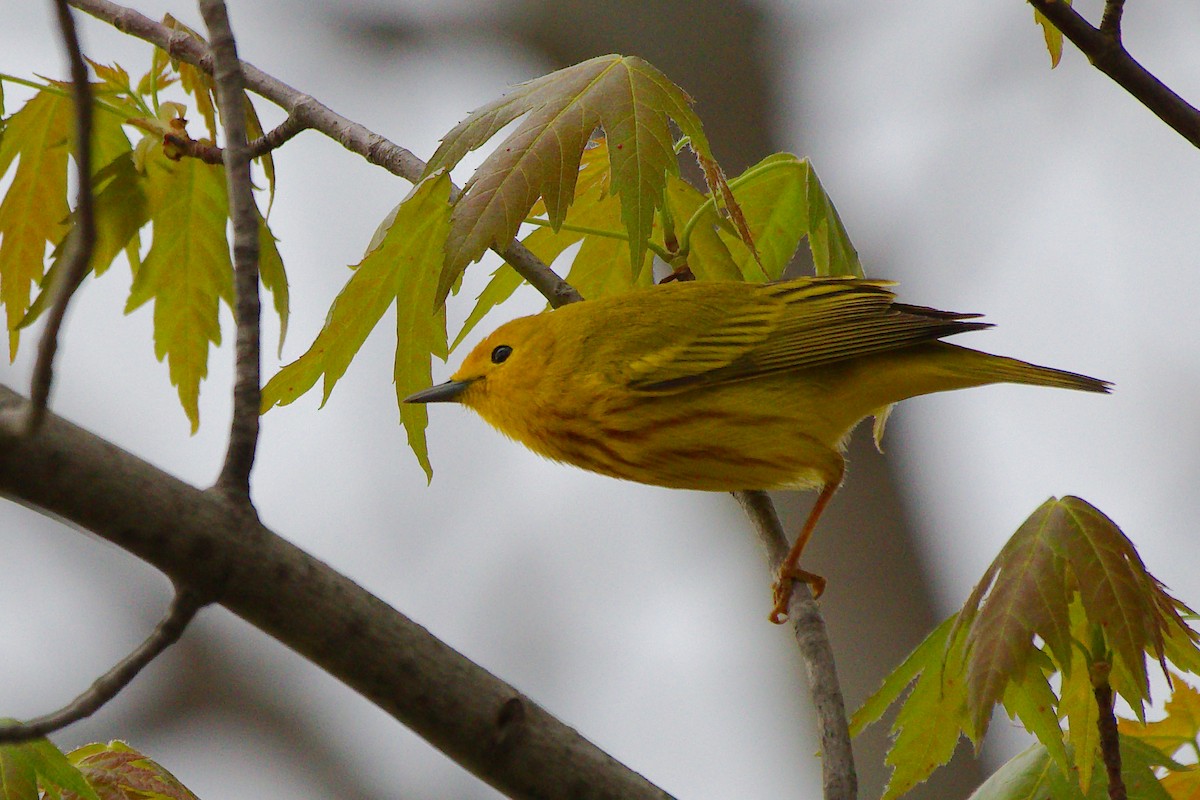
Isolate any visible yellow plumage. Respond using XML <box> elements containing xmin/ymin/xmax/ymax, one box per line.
<box><xmin>406</xmin><ymin>276</ymin><xmax>1108</xmax><ymax>621</ymax></box>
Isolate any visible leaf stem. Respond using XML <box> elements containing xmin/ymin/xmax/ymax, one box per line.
<box><xmin>522</xmin><ymin>216</ymin><xmax>674</xmax><ymax>263</ymax></box>
<box><xmin>675</xmin><ymin>158</ymin><xmax>797</xmax><ymax>260</ymax></box>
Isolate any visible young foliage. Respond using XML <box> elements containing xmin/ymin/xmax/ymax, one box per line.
<box><xmin>852</xmin><ymin>496</ymin><xmax>1200</xmax><ymax>799</ymax></box>
<box><xmin>0</xmin><ymin>48</ymin><xmax>287</xmax><ymax>431</ymax></box>
<box><xmin>1120</xmin><ymin>677</ymin><xmax>1200</xmax><ymax>797</ymax></box>
<box><xmin>966</xmin><ymin>736</ymin><xmax>1179</xmax><ymax>800</ymax></box>
<box><xmin>0</xmin><ymin>731</ymin><xmax>98</xmax><ymax>800</ymax></box>
<box><xmin>67</xmin><ymin>740</ymin><xmax>199</xmax><ymax>800</ymax></box>
<box><xmin>0</xmin><ymin>89</ymin><xmax>73</xmax><ymax>358</ymax></box>
<box><xmin>261</xmin><ymin>173</ymin><xmax>453</xmax><ymax>479</ymax></box>
<box><xmin>125</xmin><ymin>148</ymin><xmax>234</xmax><ymax>432</ymax></box>
<box><xmin>1034</xmin><ymin>8</ymin><xmax>1066</xmax><ymax>68</ymax></box>
<box><xmin>423</xmin><ymin>54</ymin><xmax>724</xmax><ymax>305</ymax></box>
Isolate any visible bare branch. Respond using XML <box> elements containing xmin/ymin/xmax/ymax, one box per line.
<box><xmin>0</xmin><ymin>385</ymin><xmax>673</xmax><ymax>799</ymax></box>
<box><xmin>1028</xmin><ymin>0</ymin><xmax>1200</xmax><ymax>148</ymax></box>
<box><xmin>66</xmin><ymin>0</ymin><xmax>576</xmax><ymax>305</ymax></box>
<box><xmin>0</xmin><ymin>589</ymin><xmax>204</xmax><ymax>743</ymax></box>
<box><xmin>199</xmin><ymin>0</ymin><xmax>260</xmax><ymax>499</ymax></box>
<box><xmin>734</xmin><ymin>490</ymin><xmax>857</xmax><ymax>800</ymax></box>
<box><xmin>25</xmin><ymin>0</ymin><xmax>98</xmax><ymax>434</ymax></box>
<box><xmin>247</xmin><ymin>112</ymin><xmax>308</xmax><ymax>159</ymax></box>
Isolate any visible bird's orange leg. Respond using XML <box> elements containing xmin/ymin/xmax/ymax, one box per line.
<box><xmin>769</xmin><ymin>459</ymin><xmax>845</xmax><ymax>624</ymax></box>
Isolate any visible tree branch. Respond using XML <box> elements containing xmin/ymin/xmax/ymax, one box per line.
<box><xmin>199</xmin><ymin>0</ymin><xmax>260</xmax><ymax>498</ymax></box>
<box><xmin>1028</xmin><ymin>0</ymin><xmax>1200</xmax><ymax>148</ymax></box>
<box><xmin>24</xmin><ymin>0</ymin><xmax>98</xmax><ymax>434</ymax></box>
<box><xmin>0</xmin><ymin>589</ymin><xmax>204</xmax><ymax>743</ymax></box>
<box><xmin>0</xmin><ymin>385</ymin><xmax>671</xmax><ymax>800</ymax></box>
<box><xmin>734</xmin><ymin>490</ymin><xmax>857</xmax><ymax>800</ymax></box>
<box><xmin>1092</xmin><ymin>662</ymin><xmax>1126</xmax><ymax>800</ymax></box>
<box><xmin>66</xmin><ymin>0</ymin><xmax>580</xmax><ymax>306</ymax></box>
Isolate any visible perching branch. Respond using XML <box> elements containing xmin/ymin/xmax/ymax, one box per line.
<box><xmin>0</xmin><ymin>385</ymin><xmax>672</xmax><ymax>800</ymax></box>
<box><xmin>25</xmin><ymin>0</ymin><xmax>98</xmax><ymax>433</ymax></box>
<box><xmin>734</xmin><ymin>490</ymin><xmax>857</xmax><ymax>800</ymax></box>
<box><xmin>0</xmin><ymin>589</ymin><xmax>204</xmax><ymax>743</ymax></box>
<box><xmin>199</xmin><ymin>0</ymin><xmax>260</xmax><ymax>499</ymax></box>
<box><xmin>66</xmin><ymin>0</ymin><xmax>581</xmax><ymax>306</ymax></box>
<box><xmin>1028</xmin><ymin>0</ymin><xmax>1200</xmax><ymax>148</ymax></box>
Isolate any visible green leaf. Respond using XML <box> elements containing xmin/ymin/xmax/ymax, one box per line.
<box><xmin>257</xmin><ymin>208</ymin><xmax>289</xmax><ymax>354</ymax></box>
<box><xmin>851</xmin><ymin>614</ymin><xmax>958</xmax><ymax>736</ymax></box>
<box><xmin>426</xmin><ymin>55</ymin><xmax>709</xmax><ymax>305</ymax></box>
<box><xmin>967</xmin><ymin>737</ymin><xmax>1174</xmax><ymax>800</ymax></box>
<box><xmin>881</xmin><ymin>622</ymin><xmax>969</xmax><ymax>800</ymax></box>
<box><xmin>1003</xmin><ymin>649</ymin><xmax>1071</xmax><ymax>775</ymax></box>
<box><xmin>262</xmin><ymin>173</ymin><xmax>452</xmax><ymax>479</ymax></box>
<box><xmin>452</xmin><ymin>264</ymin><xmax>524</xmax><ymax>352</ymax></box>
<box><xmin>721</xmin><ymin>154</ymin><xmax>810</xmax><ymax>280</ymax></box>
<box><xmin>0</xmin><ymin>731</ymin><xmax>98</xmax><ymax>800</ymax></box>
<box><xmin>1034</xmin><ymin>9</ymin><xmax>1065</xmax><ymax>69</ymax></box>
<box><xmin>665</xmin><ymin>175</ymin><xmax>743</xmax><ymax>282</ymax></box>
<box><xmin>803</xmin><ymin>161</ymin><xmax>862</xmax><ymax>277</ymax></box>
<box><xmin>0</xmin><ymin>89</ymin><xmax>73</xmax><ymax>357</ymax></box>
<box><xmin>1061</xmin><ymin>602</ymin><xmax>1101</xmax><ymax>794</ymax></box>
<box><xmin>125</xmin><ymin>149</ymin><xmax>234</xmax><ymax>432</ymax></box>
<box><xmin>69</xmin><ymin>740</ymin><xmax>198</xmax><ymax>800</ymax></box>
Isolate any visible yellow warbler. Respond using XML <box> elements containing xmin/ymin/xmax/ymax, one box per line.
<box><xmin>406</xmin><ymin>277</ymin><xmax>1108</xmax><ymax>622</ymax></box>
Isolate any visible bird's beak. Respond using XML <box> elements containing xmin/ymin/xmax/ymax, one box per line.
<box><xmin>403</xmin><ymin>379</ymin><xmax>475</xmax><ymax>404</ymax></box>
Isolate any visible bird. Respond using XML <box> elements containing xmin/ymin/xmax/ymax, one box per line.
<box><xmin>405</xmin><ymin>276</ymin><xmax>1109</xmax><ymax>623</ymax></box>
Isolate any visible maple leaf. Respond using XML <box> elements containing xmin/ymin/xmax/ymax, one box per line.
<box><xmin>424</xmin><ymin>54</ymin><xmax>711</xmax><ymax>305</ymax></box>
<box><xmin>125</xmin><ymin>149</ymin><xmax>234</xmax><ymax>432</ymax></box>
<box><xmin>966</xmin><ymin>736</ymin><xmax>1177</xmax><ymax>800</ymax></box>
<box><xmin>0</xmin><ymin>89</ymin><xmax>73</xmax><ymax>358</ymax></box>
<box><xmin>67</xmin><ymin>740</ymin><xmax>198</xmax><ymax>800</ymax></box>
<box><xmin>262</xmin><ymin>173</ymin><xmax>451</xmax><ymax>479</ymax></box>
<box><xmin>0</xmin><ymin>730</ymin><xmax>99</xmax><ymax>800</ymax></box>
<box><xmin>1034</xmin><ymin>7</ymin><xmax>1068</xmax><ymax>69</ymax></box>
<box><xmin>854</xmin><ymin>496</ymin><xmax>1200</xmax><ymax>798</ymax></box>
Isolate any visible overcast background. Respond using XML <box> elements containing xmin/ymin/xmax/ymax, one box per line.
<box><xmin>2</xmin><ymin>1</ymin><xmax>1199</xmax><ymax>798</ymax></box>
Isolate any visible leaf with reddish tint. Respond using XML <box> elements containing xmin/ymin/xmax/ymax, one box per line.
<box><xmin>68</xmin><ymin>740</ymin><xmax>197</xmax><ymax>800</ymax></box>
<box><xmin>425</xmin><ymin>55</ymin><xmax>711</xmax><ymax>305</ymax></box>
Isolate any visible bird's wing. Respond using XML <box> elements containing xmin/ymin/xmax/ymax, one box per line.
<box><xmin>626</xmin><ymin>278</ymin><xmax>990</xmax><ymax>392</ymax></box>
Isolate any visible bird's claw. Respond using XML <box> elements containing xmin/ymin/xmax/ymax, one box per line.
<box><xmin>768</xmin><ymin>567</ymin><xmax>827</xmax><ymax>624</ymax></box>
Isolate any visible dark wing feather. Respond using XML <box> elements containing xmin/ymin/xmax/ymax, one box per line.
<box><xmin>627</xmin><ymin>278</ymin><xmax>991</xmax><ymax>392</ymax></box>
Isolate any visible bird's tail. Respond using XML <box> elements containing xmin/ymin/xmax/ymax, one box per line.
<box><xmin>935</xmin><ymin>342</ymin><xmax>1111</xmax><ymax>394</ymax></box>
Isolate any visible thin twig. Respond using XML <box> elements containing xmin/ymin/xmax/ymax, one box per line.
<box><xmin>247</xmin><ymin>113</ymin><xmax>308</xmax><ymax>159</ymax></box>
<box><xmin>26</xmin><ymin>0</ymin><xmax>98</xmax><ymax>433</ymax></box>
<box><xmin>66</xmin><ymin>0</ymin><xmax>576</xmax><ymax>303</ymax></box>
<box><xmin>0</xmin><ymin>589</ymin><xmax>205</xmax><ymax>743</ymax></box>
<box><xmin>199</xmin><ymin>0</ymin><xmax>260</xmax><ymax>498</ymax></box>
<box><xmin>161</xmin><ymin>114</ymin><xmax>309</xmax><ymax>165</ymax></box>
<box><xmin>1092</xmin><ymin>662</ymin><xmax>1126</xmax><ymax>800</ymax></box>
<box><xmin>1028</xmin><ymin>0</ymin><xmax>1200</xmax><ymax>148</ymax></box>
<box><xmin>734</xmin><ymin>490</ymin><xmax>857</xmax><ymax>800</ymax></box>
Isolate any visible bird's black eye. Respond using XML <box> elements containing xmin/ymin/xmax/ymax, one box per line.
<box><xmin>491</xmin><ymin>345</ymin><xmax>513</xmax><ymax>364</ymax></box>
